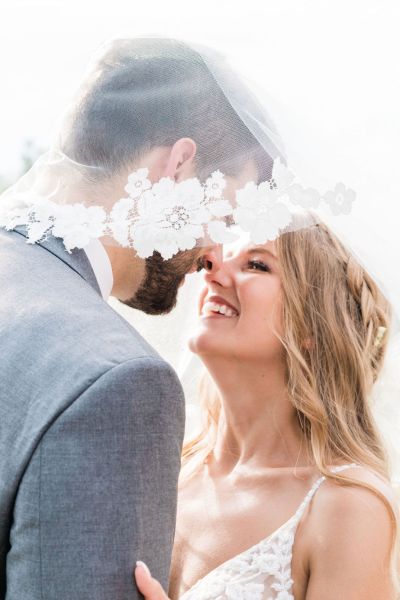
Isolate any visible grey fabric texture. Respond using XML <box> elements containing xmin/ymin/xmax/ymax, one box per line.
<box><xmin>0</xmin><ymin>228</ymin><xmax>185</xmax><ymax>599</ymax></box>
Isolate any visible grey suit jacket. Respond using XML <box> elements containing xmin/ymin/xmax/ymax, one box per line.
<box><xmin>0</xmin><ymin>228</ymin><xmax>185</xmax><ymax>599</ymax></box>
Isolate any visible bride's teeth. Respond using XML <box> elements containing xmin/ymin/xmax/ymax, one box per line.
<box><xmin>202</xmin><ymin>301</ymin><xmax>238</xmax><ymax>317</ymax></box>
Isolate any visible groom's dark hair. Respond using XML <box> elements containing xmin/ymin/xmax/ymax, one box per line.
<box><xmin>61</xmin><ymin>38</ymin><xmax>276</xmax><ymax>182</ymax></box>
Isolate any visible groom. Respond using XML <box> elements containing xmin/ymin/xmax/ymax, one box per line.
<box><xmin>0</xmin><ymin>38</ymin><xmax>270</xmax><ymax>599</ymax></box>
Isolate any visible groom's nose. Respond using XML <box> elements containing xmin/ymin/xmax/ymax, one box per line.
<box><xmin>201</xmin><ymin>245</ymin><xmax>223</xmax><ymax>273</ymax></box>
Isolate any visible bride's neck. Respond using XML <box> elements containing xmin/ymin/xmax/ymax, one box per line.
<box><xmin>201</xmin><ymin>355</ymin><xmax>310</xmax><ymax>474</ymax></box>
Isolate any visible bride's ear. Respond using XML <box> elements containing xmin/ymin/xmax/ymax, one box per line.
<box><xmin>163</xmin><ymin>138</ymin><xmax>197</xmax><ymax>181</ymax></box>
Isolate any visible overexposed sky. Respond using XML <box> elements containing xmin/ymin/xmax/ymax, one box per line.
<box><xmin>1</xmin><ymin>0</ymin><xmax>398</xmax><ymax>167</ymax></box>
<box><xmin>0</xmin><ymin>0</ymin><xmax>399</xmax><ymax>231</ymax></box>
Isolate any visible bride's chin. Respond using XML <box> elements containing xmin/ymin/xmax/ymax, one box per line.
<box><xmin>188</xmin><ymin>329</ymin><xmax>229</xmax><ymax>356</ymax></box>
<box><xmin>188</xmin><ymin>334</ymin><xmax>205</xmax><ymax>355</ymax></box>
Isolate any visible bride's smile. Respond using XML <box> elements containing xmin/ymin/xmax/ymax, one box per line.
<box><xmin>191</xmin><ymin>240</ymin><xmax>283</xmax><ymax>365</ymax></box>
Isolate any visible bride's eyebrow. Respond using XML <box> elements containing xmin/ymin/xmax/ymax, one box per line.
<box><xmin>247</xmin><ymin>247</ymin><xmax>278</xmax><ymax>261</ymax></box>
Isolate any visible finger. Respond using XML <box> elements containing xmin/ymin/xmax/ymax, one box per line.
<box><xmin>134</xmin><ymin>561</ymin><xmax>169</xmax><ymax>600</ymax></box>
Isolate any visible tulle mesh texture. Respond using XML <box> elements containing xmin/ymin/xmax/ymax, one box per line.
<box><xmin>0</xmin><ymin>37</ymin><xmax>354</xmax><ymax>258</ymax></box>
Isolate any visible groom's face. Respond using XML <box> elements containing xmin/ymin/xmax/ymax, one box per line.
<box><xmin>122</xmin><ymin>158</ymin><xmax>259</xmax><ymax>315</ymax></box>
<box><xmin>122</xmin><ymin>246</ymin><xmax>220</xmax><ymax>315</ymax></box>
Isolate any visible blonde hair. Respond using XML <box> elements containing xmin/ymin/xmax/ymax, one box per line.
<box><xmin>182</xmin><ymin>219</ymin><xmax>400</xmax><ymax>594</ymax></box>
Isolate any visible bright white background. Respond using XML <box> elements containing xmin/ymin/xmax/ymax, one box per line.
<box><xmin>1</xmin><ymin>0</ymin><xmax>399</xmax><ymax>219</ymax></box>
<box><xmin>1</xmin><ymin>0</ymin><xmax>399</xmax><ymax>181</ymax></box>
<box><xmin>1</xmin><ymin>0</ymin><xmax>399</xmax><ymax>372</ymax></box>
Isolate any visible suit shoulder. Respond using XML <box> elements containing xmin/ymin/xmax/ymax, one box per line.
<box><xmin>63</xmin><ymin>355</ymin><xmax>185</xmax><ymax>428</ymax></box>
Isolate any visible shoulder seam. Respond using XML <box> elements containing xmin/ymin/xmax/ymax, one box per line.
<box><xmin>34</xmin><ymin>355</ymin><xmax>178</xmax><ymax>455</ymax></box>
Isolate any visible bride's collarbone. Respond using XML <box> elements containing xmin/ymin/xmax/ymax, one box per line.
<box><xmin>178</xmin><ymin>463</ymin><xmax>321</xmax><ymax>507</ymax></box>
<box><xmin>172</xmin><ymin>467</ymin><xmax>322</xmax><ymax>594</ymax></box>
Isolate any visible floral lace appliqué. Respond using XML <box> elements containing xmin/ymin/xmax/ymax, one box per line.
<box><xmin>180</xmin><ymin>518</ymin><xmax>298</xmax><ymax>600</ymax></box>
<box><xmin>0</xmin><ymin>159</ymin><xmax>356</xmax><ymax>260</ymax></box>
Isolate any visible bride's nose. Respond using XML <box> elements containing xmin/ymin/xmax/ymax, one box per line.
<box><xmin>201</xmin><ymin>245</ymin><xmax>223</xmax><ymax>273</ymax></box>
<box><xmin>203</xmin><ymin>251</ymin><xmax>234</xmax><ymax>288</ymax></box>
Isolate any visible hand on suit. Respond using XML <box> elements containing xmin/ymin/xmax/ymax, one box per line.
<box><xmin>134</xmin><ymin>561</ymin><xmax>171</xmax><ymax>600</ymax></box>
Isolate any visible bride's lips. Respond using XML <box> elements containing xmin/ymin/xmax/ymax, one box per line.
<box><xmin>200</xmin><ymin>294</ymin><xmax>240</xmax><ymax>318</ymax></box>
<box><xmin>207</xmin><ymin>295</ymin><xmax>239</xmax><ymax>313</ymax></box>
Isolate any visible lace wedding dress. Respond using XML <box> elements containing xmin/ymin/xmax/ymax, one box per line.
<box><xmin>180</xmin><ymin>464</ymin><xmax>360</xmax><ymax>600</ymax></box>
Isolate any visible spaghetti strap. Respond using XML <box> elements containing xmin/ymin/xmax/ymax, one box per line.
<box><xmin>329</xmin><ymin>462</ymin><xmax>361</xmax><ymax>474</ymax></box>
<box><xmin>293</xmin><ymin>462</ymin><xmax>360</xmax><ymax>523</ymax></box>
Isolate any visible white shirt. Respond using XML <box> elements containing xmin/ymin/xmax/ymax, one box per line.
<box><xmin>83</xmin><ymin>238</ymin><xmax>114</xmax><ymax>300</ymax></box>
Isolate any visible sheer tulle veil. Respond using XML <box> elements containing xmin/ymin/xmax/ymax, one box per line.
<box><xmin>1</xmin><ymin>34</ymin><xmax>399</xmax><ymax>487</ymax></box>
<box><xmin>114</xmin><ymin>37</ymin><xmax>400</xmax><ymax>491</ymax></box>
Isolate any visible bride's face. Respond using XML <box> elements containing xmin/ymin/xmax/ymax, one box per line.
<box><xmin>189</xmin><ymin>239</ymin><xmax>284</xmax><ymax>363</ymax></box>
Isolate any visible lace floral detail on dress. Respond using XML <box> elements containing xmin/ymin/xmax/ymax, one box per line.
<box><xmin>180</xmin><ymin>464</ymin><xmax>359</xmax><ymax>600</ymax></box>
<box><xmin>180</xmin><ymin>507</ymin><xmax>299</xmax><ymax>600</ymax></box>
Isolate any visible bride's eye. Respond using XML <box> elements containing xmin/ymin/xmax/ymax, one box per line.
<box><xmin>247</xmin><ymin>259</ymin><xmax>270</xmax><ymax>272</ymax></box>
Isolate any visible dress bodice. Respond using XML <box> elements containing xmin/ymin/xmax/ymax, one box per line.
<box><xmin>179</xmin><ymin>464</ymin><xmax>359</xmax><ymax>600</ymax></box>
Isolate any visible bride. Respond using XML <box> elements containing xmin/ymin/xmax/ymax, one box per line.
<box><xmin>134</xmin><ymin>217</ymin><xmax>399</xmax><ymax>599</ymax></box>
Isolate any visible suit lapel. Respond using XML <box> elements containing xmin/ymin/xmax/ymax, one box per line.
<box><xmin>13</xmin><ymin>227</ymin><xmax>102</xmax><ymax>297</ymax></box>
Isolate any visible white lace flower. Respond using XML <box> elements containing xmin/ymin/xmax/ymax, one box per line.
<box><xmin>323</xmin><ymin>182</ymin><xmax>355</xmax><ymax>215</ymax></box>
<box><xmin>205</xmin><ymin>170</ymin><xmax>226</xmax><ymax>199</ymax></box>
<box><xmin>271</xmin><ymin>574</ymin><xmax>294</xmax><ymax>594</ymax></box>
<box><xmin>109</xmin><ymin>197</ymin><xmax>136</xmax><ymax>247</ymax></box>
<box><xmin>227</xmin><ymin>556</ymin><xmax>255</xmax><ymax>574</ymax></box>
<box><xmin>286</xmin><ymin>183</ymin><xmax>320</xmax><ymax>209</ymax></box>
<box><xmin>208</xmin><ymin>199</ymin><xmax>233</xmax><ymax>218</ymax></box>
<box><xmin>111</xmin><ymin>177</ymin><xmax>210</xmax><ymax>257</ymax></box>
<box><xmin>124</xmin><ymin>167</ymin><xmax>151</xmax><ymax>198</ymax></box>
<box><xmin>234</xmin><ymin>181</ymin><xmax>258</xmax><ymax>208</ymax></box>
<box><xmin>207</xmin><ymin>221</ymin><xmax>238</xmax><ymax>244</ymax></box>
<box><xmin>51</xmin><ymin>204</ymin><xmax>106</xmax><ymax>252</ymax></box>
<box><xmin>25</xmin><ymin>200</ymin><xmax>57</xmax><ymax>243</ymax></box>
<box><xmin>149</xmin><ymin>175</ymin><xmax>175</xmax><ymax>198</ymax></box>
<box><xmin>270</xmin><ymin>158</ymin><xmax>295</xmax><ymax>193</ymax></box>
<box><xmin>276</xmin><ymin>530</ymin><xmax>293</xmax><ymax>545</ymax></box>
<box><xmin>173</xmin><ymin>178</ymin><xmax>207</xmax><ymax>213</ymax></box>
<box><xmin>254</xmin><ymin>552</ymin><xmax>281</xmax><ymax>575</ymax></box>
<box><xmin>233</xmin><ymin>181</ymin><xmax>292</xmax><ymax>244</ymax></box>
<box><xmin>130</xmin><ymin>176</ymin><xmax>210</xmax><ymax>259</ymax></box>
<box><xmin>225</xmin><ymin>582</ymin><xmax>264</xmax><ymax>600</ymax></box>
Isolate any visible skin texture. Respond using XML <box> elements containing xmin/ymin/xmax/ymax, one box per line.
<box><xmin>133</xmin><ymin>239</ymin><xmax>397</xmax><ymax>600</ymax></box>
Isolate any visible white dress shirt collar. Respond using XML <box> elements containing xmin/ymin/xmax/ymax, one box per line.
<box><xmin>83</xmin><ymin>238</ymin><xmax>114</xmax><ymax>300</ymax></box>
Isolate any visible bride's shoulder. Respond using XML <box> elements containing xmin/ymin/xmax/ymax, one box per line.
<box><xmin>321</xmin><ymin>464</ymin><xmax>398</xmax><ymax>516</ymax></box>
<box><xmin>297</xmin><ymin>465</ymin><xmax>399</xmax><ymax>596</ymax></box>
<box><xmin>304</xmin><ymin>464</ymin><xmax>398</xmax><ymax>554</ymax></box>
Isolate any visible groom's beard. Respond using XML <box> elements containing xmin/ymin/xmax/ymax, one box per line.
<box><xmin>122</xmin><ymin>249</ymin><xmax>202</xmax><ymax>315</ymax></box>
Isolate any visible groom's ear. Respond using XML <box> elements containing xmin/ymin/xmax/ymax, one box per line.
<box><xmin>163</xmin><ymin>138</ymin><xmax>197</xmax><ymax>181</ymax></box>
